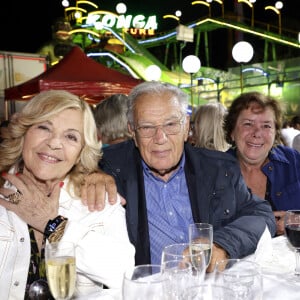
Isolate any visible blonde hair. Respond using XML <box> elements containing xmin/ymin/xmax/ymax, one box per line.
<box><xmin>193</xmin><ymin>102</ymin><xmax>229</xmax><ymax>151</ymax></box>
<box><xmin>0</xmin><ymin>90</ymin><xmax>101</xmax><ymax>197</ymax></box>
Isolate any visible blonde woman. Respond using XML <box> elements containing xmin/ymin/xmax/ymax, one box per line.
<box><xmin>193</xmin><ymin>102</ymin><xmax>229</xmax><ymax>151</ymax></box>
<box><xmin>0</xmin><ymin>90</ymin><xmax>134</xmax><ymax>299</ymax></box>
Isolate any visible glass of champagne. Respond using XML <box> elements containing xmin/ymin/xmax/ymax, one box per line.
<box><xmin>45</xmin><ymin>241</ymin><xmax>76</xmax><ymax>300</ymax></box>
<box><xmin>284</xmin><ymin>210</ymin><xmax>300</xmax><ymax>282</ymax></box>
<box><xmin>189</xmin><ymin>223</ymin><xmax>213</xmax><ymax>268</ymax></box>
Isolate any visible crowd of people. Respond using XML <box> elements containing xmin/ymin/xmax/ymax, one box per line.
<box><xmin>0</xmin><ymin>81</ymin><xmax>299</xmax><ymax>299</ymax></box>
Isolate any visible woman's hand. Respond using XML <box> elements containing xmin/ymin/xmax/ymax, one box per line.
<box><xmin>0</xmin><ymin>172</ymin><xmax>61</xmax><ymax>233</ymax></box>
<box><xmin>80</xmin><ymin>171</ymin><xmax>122</xmax><ymax>211</ymax></box>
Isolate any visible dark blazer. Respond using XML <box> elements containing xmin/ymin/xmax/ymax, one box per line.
<box><xmin>100</xmin><ymin>140</ymin><xmax>276</xmax><ymax>265</ymax></box>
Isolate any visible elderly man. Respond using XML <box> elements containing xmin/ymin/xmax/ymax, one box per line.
<box><xmin>96</xmin><ymin>82</ymin><xmax>276</xmax><ymax>271</ymax></box>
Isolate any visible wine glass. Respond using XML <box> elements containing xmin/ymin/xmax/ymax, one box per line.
<box><xmin>181</xmin><ymin>283</ymin><xmax>238</xmax><ymax>300</ymax></box>
<box><xmin>284</xmin><ymin>210</ymin><xmax>300</xmax><ymax>282</ymax></box>
<box><xmin>213</xmin><ymin>259</ymin><xmax>263</xmax><ymax>300</ymax></box>
<box><xmin>122</xmin><ymin>264</ymin><xmax>167</xmax><ymax>300</ymax></box>
<box><xmin>161</xmin><ymin>259</ymin><xmax>193</xmax><ymax>299</ymax></box>
<box><xmin>45</xmin><ymin>241</ymin><xmax>76</xmax><ymax>300</ymax></box>
<box><xmin>161</xmin><ymin>243</ymin><xmax>206</xmax><ymax>285</ymax></box>
<box><xmin>189</xmin><ymin>223</ymin><xmax>213</xmax><ymax>268</ymax></box>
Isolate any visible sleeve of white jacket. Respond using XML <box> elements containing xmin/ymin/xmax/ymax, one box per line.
<box><xmin>60</xmin><ymin>202</ymin><xmax>135</xmax><ymax>289</ymax></box>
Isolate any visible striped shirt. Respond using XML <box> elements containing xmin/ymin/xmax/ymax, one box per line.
<box><xmin>142</xmin><ymin>154</ymin><xmax>194</xmax><ymax>264</ymax></box>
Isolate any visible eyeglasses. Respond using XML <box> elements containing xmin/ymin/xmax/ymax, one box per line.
<box><xmin>135</xmin><ymin>118</ymin><xmax>185</xmax><ymax>138</ymax></box>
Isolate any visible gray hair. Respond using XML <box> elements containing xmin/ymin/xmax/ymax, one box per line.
<box><xmin>127</xmin><ymin>81</ymin><xmax>189</xmax><ymax>125</ymax></box>
<box><xmin>93</xmin><ymin>94</ymin><xmax>132</xmax><ymax>143</ymax></box>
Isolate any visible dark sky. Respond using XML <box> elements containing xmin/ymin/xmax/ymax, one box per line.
<box><xmin>0</xmin><ymin>0</ymin><xmax>298</xmax><ymax>67</ymax></box>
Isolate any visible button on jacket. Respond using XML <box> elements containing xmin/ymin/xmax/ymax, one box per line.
<box><xmin>100</xmin><ymin>140</ymin><xmax>276</xmax><ymax>265</ymax></box>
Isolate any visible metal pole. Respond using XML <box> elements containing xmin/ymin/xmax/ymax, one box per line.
<box><xmin>240</xmin><ymin>64</ymin><xmax>244</xmax><ymax>92</ymax></box>
<box><xmin>190</xmin><ymin>73</ymin><xmax>194</xmax><ymax>118</ymax></box>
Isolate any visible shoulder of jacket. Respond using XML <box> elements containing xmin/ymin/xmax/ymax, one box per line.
<box><xmin>185</xmin><ymin>143</ymin><xmax>238</xmax><ymax>164</ymax></box>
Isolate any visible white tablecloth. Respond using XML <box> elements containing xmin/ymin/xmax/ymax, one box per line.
<box><xmin>76</xmin><ymin>234</ymin><xmax>300</xmax><ymax>299</ymax></box>
<box><xmin>250</xmin><ymin>234</ymin><xmax>300</xmax><ymax>300</ymax></box>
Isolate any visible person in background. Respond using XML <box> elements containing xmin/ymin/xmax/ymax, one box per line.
<box><xmin>193</xmin><ymin>102</ymin><xmax>230</xmax><ymax>151</ymax></box>
<box><xmin>280</xmin><ymin>118</ymin><xmax>300</xmax><ymax>147</ymax></box>
<box><xmin>93</xmin><ymin>94</ymin><xmax>132</xmax><ymax>147</ymax></box>
<box><xmin>290</xmin><ymin>115</ymin><xmax>300</xmax><ymax>152</ymax></box>
<box><xmin>98</xmin><ymin>81</ymin><xmax>276</xmax><ymax>272</ymax></box>
<box><xmin>0</xmin><ymin>90</ymin><xmax>135</xmax><ymax>299</ymax></box>
<box><xmin>292</xmin><ymin>133</ymin><xmax>300</xmax><ymax>152</ymax></box>
<box><xmin>224</xmin><ymin>91</ymin><xmax>300</xmax><ymax>236</ymax></box>
<box><xmin>290</xmin><ymin>115</ymin><xmax>300</xmax><ymax>131</ymax></box>
<box><xmin>0</xmin><ymin>119</ymin><xmax>10</xmax><ymax>143</ymax></box>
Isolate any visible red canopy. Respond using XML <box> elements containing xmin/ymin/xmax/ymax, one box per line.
<box><xmin>5</xmin><ymin>46</ymin><xmax>143</xmax><ymax>105</ymax></box>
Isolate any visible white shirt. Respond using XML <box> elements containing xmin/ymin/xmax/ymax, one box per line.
<box><xmin>281</xmin><ymin>127</ymin><xmax>300</xmax><ymax>147</ymax></box>
<box><xmin>292</xmin><ymin>133</ymin><xmax>300</xmax><ymax>152</ymax></box>
<box><xmin>0</xmin><ymin>179</ymin><xmax>135</xmax><ymax>300</ymax></box>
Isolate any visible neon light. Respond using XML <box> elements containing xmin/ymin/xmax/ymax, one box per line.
<box><xmin>265</xmin><ymin>6</ymin><xmax>280</xmax><ymax>14</ymax></box>
<box><xmin>69</xmin><ymin>28</ymin><xmax>100</xmax><ymax>37</ymax></box>
<box><xmin>77</xmin><ymin>0</ymin><xmax>98</xmax><ymax>8</ymax></box>
<box><xmin>65</xmin><ymin>6</ymin><xmax>87</xmax><ymax>13</ymax></box>
<box><xmin>163</xmin><ymin>15</ymin><xmax>180</xmax><ymax>22</ymax></box>
<box><xmin>87</xmin><ymin>52</ymin><xmax>140</xmax><ymax>78</ymax></box>
<box><xmin>194</xmin><ymin>18</ymin><xmax>300</xmax><ymax>49</ymax></box>
<box><xmin>191</xmin><ymin>1</ymin><xmax>210</xmax><ymax>7</ymax></box>
<box><xmin>242</xmin><ymin>67</ymin><xmax>269</xmax><ymax>76</ymax></box>
<box><xmin>139</xmin><ymin>18</ymin><xmax>300</xmax><ymax>49</ymax></box>
<box><xmin>238</xmin><ymin>0</ymin><xmax>253</xmax><ymax>8</ymax></box>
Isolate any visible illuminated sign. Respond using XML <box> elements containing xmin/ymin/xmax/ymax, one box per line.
<box><xmin>80</xmin><ymin>12</ymin><xmax>158</xmax><ymax>36</ymax></box>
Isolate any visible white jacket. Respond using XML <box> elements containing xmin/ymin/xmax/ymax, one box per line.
<box><xmin>0</xmin><ymin>180</ymin><xmax>135</xmax><ymax>300</ymax></box>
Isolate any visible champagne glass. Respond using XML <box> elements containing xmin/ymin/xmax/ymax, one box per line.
<box><xmin>213</xmin><ymin>259</ymin><xmax>263</xmax><ymax>300</ymax></box>
<box><xmin>189</xmin><ymin>223</ymin><xmax>213</xmax><ymax>268</ymax></box>
<box><xmin>122</xmin><ymin>264</ymin><xmax>167</xmax><ymax>300</ymax></box>
<box><xmin>284</xmin><ymin>210</ymin><xmax>300</xmax><ymax>282</ymax></box>
<box><xmin>45</xmin><ymin>241</ymin><xmax>76</xmax><ymax>300</ymax></box>
<box><xmin>161</xmin><ymin>243</ymin><xmax>206</xmax><ymax>285</ymax></box>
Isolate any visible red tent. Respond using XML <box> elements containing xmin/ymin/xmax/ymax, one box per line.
<box><xmin>4</xmin><ymin>46</ymin><xmax>143</xmax><ymax>113</ymax></box>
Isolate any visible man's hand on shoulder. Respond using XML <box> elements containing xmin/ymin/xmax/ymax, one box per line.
<box><xmin>80</xmin><ymin>171</ymin><xmax>121</xmax><ymax>211</ymax></box>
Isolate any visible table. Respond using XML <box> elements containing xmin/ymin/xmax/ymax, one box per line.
<box><xmin>249</xmin><ymin>234</ymin><xmax>299</xmax><ymax>299</ymax></box>
<box><xmin>77</xmin><ymin>233</ymin><xmax>300</xmax><ymax>299</ymax></box>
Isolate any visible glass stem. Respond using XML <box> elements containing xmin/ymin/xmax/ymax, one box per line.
<box><xmin>295</xmin><ymin>249</ymin><xmax>300</xmax><ymax>276</ymax></box>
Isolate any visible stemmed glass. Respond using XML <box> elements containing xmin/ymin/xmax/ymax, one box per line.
<box><xmin>45</xmin><ymin>241</ymin><xmax>76</xmax><ymax>300</ymax></box>
<box><xmin>284</xmin><ymin>210</ymin><xmax>300</xmax><ymax>282</ymax></box>
<box><xmin>161</xmin><ymin>243</ymin><xmax>206</xmax><ymax>285</ymax></box>
<box><xmin>213</xmin><ymin>259</ymin><xmax>263</xmax><ymax>300</ymax></box>
<box><xmin>122</xmin><ymin>264</ymin><xmax>167</xmax><ymax>300</ymax></box>
<box><xmin>161</xmin><ymin>259</ymin><xmax>193</xmax><ymax>299</ymax></box>
<box><xmin>189</xmin><ymin>223</ymin><xmax>213</xmax><ymax>268</ymax></box>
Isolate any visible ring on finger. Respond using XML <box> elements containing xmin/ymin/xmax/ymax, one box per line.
<box><xmin>8</xmin><ymin>191</ymin><xmax>22</xmax><ymax>204</ymax></box>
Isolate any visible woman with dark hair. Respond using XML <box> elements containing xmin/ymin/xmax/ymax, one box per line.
<box><xmin>224</xmin><ymin>91</ymin><xmax>300</xmax><ymax>236</ymax></box>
